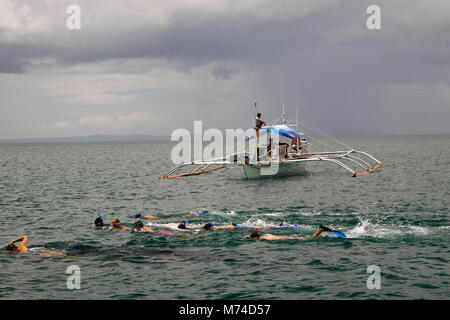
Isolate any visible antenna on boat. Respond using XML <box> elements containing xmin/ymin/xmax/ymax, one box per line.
<box><xmin>296</xmin><ymin>107</ymin><xmax>299</xmax><ymax>131</ymax></box>
<box><xmin>282</xmin><ymin>101</ymin><xmax>286</xmax><ymax>125</ymax></box>
<box><xmin>253</xmin><ymin>100</ymin><xmax>258</xmax><ymax>127</ymax></box>
<box><xmin>253</xmin><ymin>100</ymin><xmax>259</xmax><ymax>150</ymax></box>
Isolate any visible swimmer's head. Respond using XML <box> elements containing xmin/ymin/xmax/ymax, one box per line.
<box><xmin>6</xmin><ymin>244</ymin><xmax>17</xmax><ymax>251</ymax></box>
<box><xmin>133</xmin><ymin>220</ymin><xmax>144</xmax><ymax>230</ymax></box>
<box><xmin>178</xmin><ymin>222</ymin><xmax>186</xmax><ymax>229</ymax></box>
<box><xmin>250</xmin><ymin>228</ymin><xmax>260</xmax><ymax>239</ymax></box>
<box><xmin>203</xmin><ymin>223</ymin><xmax>213</xmax><ymax>230</ymax></box>
<box><xmin>250</xmin><ymin>232</ymin><xmax>260</xmax><ymax>239</ymax></box>
<box><xmin>232</xmin><ymin>222</ymin><xmax>238</xmax><ymax>226</ymax></box>
<box><xmin>94</xmin><ymin>217</ymin><xmax>104</xmax><ymax>227</ymax></box>
<box><xmin>319</xmin><ymin>225</ymin><xmax>332</xmax><ymax>232</ymax></box>
<box><xmin>111</xmin><ymin>218</ymin><xmax>121</xmax><ymax>228</ymax></box>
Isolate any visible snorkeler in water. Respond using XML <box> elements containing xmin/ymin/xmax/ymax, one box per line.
<box><xmin>94</xmin><ymin>212</ymin><xmax>111</xmax><ymax>229</ymax></box>
<box><xmin>109</xmin><ymin>218</ymin><xmax>130</xmax><ymax>231</ymax></box>
<box><xmin>249</xmin><ymin>228</ymin><xmax>300</xmax><ymax>240</ymax></box>
<box><xmin>310</xmin><ymin>225</ymin><xmax>347</xmax><ymax>238</ymax></box>
<box><xmin>6</xmin><ymin>236</ymin><xmax>67</xmax><ymax>257</ymax></box>
<box><xmin>176</xmin><ymin>222</ymin><xmax>238</xmax><ymax>231</ymax></box>
<box><xmin>177</xmin><ymin>221</ymin><xmax>190</xmax><ymax>230</ymax></box>
<box><xmin>202</xmin><ymin>223</ymin><xmax>239</xmax><ymax>230</ymax></box>
<box><xmin>95</xmin><ymin>217</ymin><xmax>110</xmax><ymax>229</ymax></box>
<box><xmin>132</xmin><ymin>220</ymin><xmax>153</xmax><ymax>232</ymax></box>
<box><xmin>185</xmin><ymin>209</ymin><xmax>209</xmax><ymax>218</ymax></box>
<box><xmin>135</xmin><ymin>211</ymin><xmax>158</xmax><ymax>220</ymax></box>
<box><xmin>250</xmin><ymin>225</ymin><xmax>347</xmax><ymax>240</ymax></box>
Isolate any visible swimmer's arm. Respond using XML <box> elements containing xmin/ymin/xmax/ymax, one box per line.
<box><xmin>143</xmin><ymin>227</ymin><xmax>153</xmax><ymax>232</ymax></box>
<box><xmin>260</xmin><ymin>234</ymin><xmax>295</xmax><ymax>240</ymax></box>
<box><xmin>214</xmin><ymin>225</ymin><xmax>235</xmax><ymax>230</ymax></box>
<box><xmin>259</xmin><ymin>234</ymin><xmax>278</xmax><ymax>240</ymax></box>
<box><xmin>143</xmin><ymin>215</ymin><xmax>157</xmax><ymax>219</ymax></box>
<box><xmin>110</xmin><ymin>227</ymin><xmax>126</xmax><ymax>231</ymax></box>
<box><xmin>10</xmin><ymin>236</ymin><xmax>28</xmax><ymax>246</ymax></box>
<box><xmin>10</xmin><ymin>236</ymin><xmax>28</xmax><ymax>252</ymax></box>
<box><xmin>310</xmin><ymin>229</ymin><xmax>323</xmax><ymax>238</ymax></box>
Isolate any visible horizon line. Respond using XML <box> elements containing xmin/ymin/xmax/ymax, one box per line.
<box><xmin>1</xmin><ymin>132</ymin><xmax>449</xmax><ymax>144</ymax></box>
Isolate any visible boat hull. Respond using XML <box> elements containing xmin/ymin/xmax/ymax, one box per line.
<box><xmin>242</xmin><ymin>161</ymin><xmax>307</xmax><ymax>179</ymax></box>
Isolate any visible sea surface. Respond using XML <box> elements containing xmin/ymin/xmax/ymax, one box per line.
<box><xmin>0</xmin><ymin>135</ymin><xmax>449</xmax><ymax>300</ymax></box>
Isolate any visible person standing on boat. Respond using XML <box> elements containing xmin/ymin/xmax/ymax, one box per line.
<box><xmin>255</xmin><ymin>113</ymin><xmax>266</xmax><ymax>138</ymax></box>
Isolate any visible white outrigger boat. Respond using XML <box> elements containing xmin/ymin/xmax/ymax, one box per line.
<box><xmin>161</xmin><ymin>106</ymin><xmax>382</xmax><ymax>180</ymax></box>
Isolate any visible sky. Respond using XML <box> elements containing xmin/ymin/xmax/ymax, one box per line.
<box><xmin>0</xmin><ymin>0</ymin><xmax>449</xmax><ymax>139</ymax></box>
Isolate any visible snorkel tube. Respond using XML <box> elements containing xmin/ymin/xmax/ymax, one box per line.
<box><xmin>178</xmin><ymin>221</ymin><xmax>188</xmax><ymax>229</ymax></box>
<box><xmin>250</xmin><ymin>227</ymin><xmax>260</xmax><ymax>239</ymax></box>
<box><xmin>95</xmin><ymin>211</ymin><xmax>106</xmax><ymax>227</ymax></box>
<box><xmin>203</xmin><ymin>223</ymin><xmax>214</xmax><ymax>230</ymax></box>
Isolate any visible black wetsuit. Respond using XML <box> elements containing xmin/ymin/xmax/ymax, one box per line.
<box><xmin>255</xmin><ymin>117</ymin><xmax>263</xmax><ymax>128</ymax></box>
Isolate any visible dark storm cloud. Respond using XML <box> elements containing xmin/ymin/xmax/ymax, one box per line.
<box><xmin>2</xmin><ymin>0</ymin><xmax>449</xmax><ymax>82</ymax></box>
<box><xmin>2</xmin><ymin>0</ymin><xmax>448</xmax><ymax>88</ymax></box>
<box><xmin>0</xmin><ymin>41</ymin><xmax>48</xmax><ymax>73</ymax></box>
<box><xmin>0</xmin><ymin>5</ymin><xmax>324</xmax><ymax>72</ymax></box>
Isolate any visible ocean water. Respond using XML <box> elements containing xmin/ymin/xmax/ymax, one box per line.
<box><xmin>0</xmin><ymin>135</ymin><xmax>449</xmax><ymax>300</ymax></box>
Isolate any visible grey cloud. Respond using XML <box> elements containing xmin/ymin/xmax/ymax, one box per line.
<box><xmin>1</xmin><ymin>0</ymin><xmax>450</xmax><ymax>138</ymax></box>
<box><xmin>211</xmin><ymin>65</ymin><xmax>235</xmax><ymax>80</ymax></box>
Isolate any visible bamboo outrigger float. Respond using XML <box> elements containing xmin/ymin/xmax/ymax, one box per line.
<box><xmin>161</xmin><ymin>105</ymin><xmax>382</xmax><ymax>180</ymax></box>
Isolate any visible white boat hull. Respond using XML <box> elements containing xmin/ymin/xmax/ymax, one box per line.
<box><xmin>242</xmin><ymin>161</ymin><xmax>307</xmax><ymax>179</ymax></box>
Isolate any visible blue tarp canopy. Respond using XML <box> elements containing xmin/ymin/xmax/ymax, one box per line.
<box><xmin>247</xmin><ymin>125</ymin><xmax>305</xmax><ymax>140</ymax></box>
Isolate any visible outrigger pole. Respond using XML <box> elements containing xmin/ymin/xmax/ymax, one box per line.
<box><xmin>160</xmin><ymin>162</ymin><xmax>227</xmax><ymax>179</ymax></box>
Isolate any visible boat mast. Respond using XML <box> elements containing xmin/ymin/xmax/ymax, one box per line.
<box><xmin>253</xmin><ymin>100</ymin><xmax>257</xmax><ymax>124</ymax></box>
<box><xmin>296</xmin><ymin>107</ymin><xmax>299</xmax><ymax>131</ymax></box>
<box><xmin>282</xmin><ymin>101</ymin><xmax>286</xmax><ymax>125</ymax></box>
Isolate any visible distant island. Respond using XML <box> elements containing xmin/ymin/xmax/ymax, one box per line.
<box><xmin>0</xmin><ymin>134</ymin><xmax>170</xmax><ymax>143</ymax></box>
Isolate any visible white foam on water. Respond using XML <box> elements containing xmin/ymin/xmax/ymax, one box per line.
<box><xmin>406</xmin><ymin>226</ymin><xmax>430</xmax><ymax>235</ymax></box>
<box><xmin>187</xmin><ymin>208</ymin><xmax>209</xmax><ymax>216</ymax></box>
<box><xmin>263</xmin><ymin>212</ymin><xmax>285</xmax><ymax>217</ymax></box>
<box><xmin>346</xmin><ymin>217</ymin><xmax>432</xmax><ymax>239</ymax></box>
<box><xmin>260</xmin><ymin>211</ymin><xmax>322</xmax><ymax>217</ymax></box>
<box><xmin>146</xmin><ymin>222</ymin><xmax>204</xmax><ymax>231</ymax></box>
<box><xmin>210</xmin><ymin>210</ymin><xmax>236</xmax><ymax>216</ymax></box>
<box><xmin>238</xmin><ymin>217</ymin><xmax>315</xmax><ymax>231</ymax></box>
<box><xmin>240</xmin><ymin>217</ymin><xmax>278</xmax><ymax>229</ymax></box>
<box><xmin>295</xmin><ymin>211</ymin><xmax>323</xmax><ymax>216</ymax></box>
